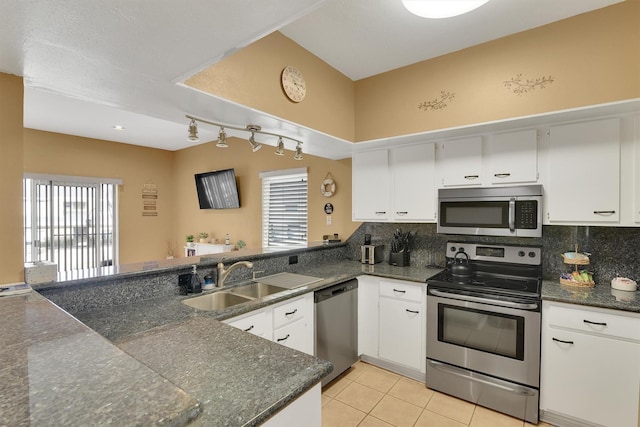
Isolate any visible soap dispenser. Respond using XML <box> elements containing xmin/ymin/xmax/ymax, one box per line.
<box><xmin>188</xmin><ymin>265</ymin><xmax>202</xmax><ymax>294</ymax></box>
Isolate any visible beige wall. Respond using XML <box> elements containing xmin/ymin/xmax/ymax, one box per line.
<box><xmin>185</xmin><ymin>31</ymin><xmax>356</xmax><ymax>141</ymax></box>
<box><xmin>0</xmin><ymin>73</ymin><xmax>24</xmax><ymax>284</ymax></box>
<box><xmin>355</xmin><ymin>0</ymin><xmax>640</xmax><ymax>141</ymax></box>
<box><xmin>23</xmin><ymin>130</ymin><xmax>175</xmax><ymax>264</ymax></box>
<box><xmin>172</xmin><ymin>137</ymin><xmax>355</xmax><ymax>251</ymax></box>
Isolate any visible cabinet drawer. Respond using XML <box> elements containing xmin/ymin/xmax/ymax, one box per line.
<box><xmin>273</xmin><ymin>296</ymin><xmax>307</xmax><ymax>329</ymax></box>
<box><xmin>225</xmin><ymin>310</ymin><xmax>269</xmax><ymax>338</ymax></box>
<box><xmin>546</xmin><ymin>303</ymin><xmax>640</xmax><ymax>341</ymax></box>
<box><xmin>273</xmin><ymin>318</ymin><xmax>310</xmax><ymax>354</ymax></box>
<box><xmin>379</xmin><ymin>280</ymin><xmax>423</xmax><ymax>302</ymax></box>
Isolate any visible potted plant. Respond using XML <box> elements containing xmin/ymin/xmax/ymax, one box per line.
<box><xmin>186</xmin><ymin>234</ymin><xmax>195</xmax><ymax>248</ymax></box>
<box><xmin>199</xmin><ymin>232</ymin><xmax>209</xmax><ymax>243</ymax></box>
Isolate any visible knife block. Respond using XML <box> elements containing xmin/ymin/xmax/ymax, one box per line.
<box><xmin>389</xmin><ymin>250</ymin><xmax>410</xmax><ymax>267</ymax></box>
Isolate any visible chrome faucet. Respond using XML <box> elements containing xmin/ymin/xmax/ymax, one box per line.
<box><xmin>216</xmin><ymin>261</ymin><xmax>253</xmax><ymax>287</ymax></box>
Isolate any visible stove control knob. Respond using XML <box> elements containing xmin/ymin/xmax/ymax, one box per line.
<box><xmin>528</xmin><ymin>251</ymin><xmax>536</xmax><ymax>258</ymax></box>
<box><xmin>450</xmin><ymin>246</ymin><xmax>457</xmax><ymax>252</ymax></box>
<box><xmin>518</xmin><ymin>251</ymin><xmax>525</xmax><ymax>257</ymax></box>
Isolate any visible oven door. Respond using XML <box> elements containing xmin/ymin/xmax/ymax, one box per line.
<box><xmin>426</xmin><ymin>286</ymin><xmax>540</xmax><ymax>387</ymax></box>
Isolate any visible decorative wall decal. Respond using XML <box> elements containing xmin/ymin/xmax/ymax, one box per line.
<box><xmin>504</xmin><ymin>74</ymin><xmax>554</xmax><ymax>95</ymax></box>
<box><xmin>418</xmin><ymin>90</ymin><xmax>456</xmax><ymax>111</ymax></box>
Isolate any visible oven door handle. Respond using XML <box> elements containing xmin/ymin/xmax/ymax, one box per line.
<box><xmin>427</xmin><ymin>360</ymin><xmax>536</xmax><ymax>396</ymax></box>
<box><xmin>508</xmin><ymin>197</ymin><xmax>516</xmax><ymax>232</ymax></box>
<box><xmin>429</xmin><ymin>289</ymin><xmax>539</xmax><ymax>310</ymax></box>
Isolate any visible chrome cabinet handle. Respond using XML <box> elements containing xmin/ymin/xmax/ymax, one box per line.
<box><xmin>464</xmin><ymin>175</ymin><xmax>479</xmax><ymax>180</ymax></box>
<box><xmin>285</xmin><ymin>309</ymin><xmax>298</xmax><ymax>317</ymax></box>
<box><xmin>494</xmin><ymin>173</ymin><xmax>511</xmax><ymax>178</ymax></box>
<box><xmin>276</xmin><ymin>334</ymin><xmax>290</xmax><ymax>342</ymax></box>
<box><xmin>593</xmin><ymin>210</ymin><xmax>616</xmax><ymax>215</ymax></box>
<box><xmin>244</xmin><ymin>325</ymin><xmax>254</xmax><ymax>332</ymax></box>
<box><xmin>406</xmin><ymin>309</ymin><xmax>419</xmax><ymax>314</ymax></box>
<box><xmin>583</xmin><ymin>319</ymin><xmax>607</xmax><ymax>326</ymax></box>
<box><xmin>552</xmin><ymin>337</ymin><xmax>574</xmax><ymax>345</ymax></box>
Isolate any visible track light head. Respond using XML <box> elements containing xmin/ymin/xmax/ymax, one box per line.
<box><xmin>293</xmin><ymin>143</ymin><xmax>303</xmax><ymax>160</ymax></box>
<box><xmin>248</xmin><ymin>132</ymin><xmax>262</xmax><ymax>152</ymax></box>
<box><xmin>274</xmin><ymin>137</ymin><xmax>285</xmax><ymax>156</ymax></box>
<box><xmin>187</xmin><ymin>118</ymin><xmax>199</xmax><ymax>142</ymax></box>
<box><xmin>216</xmin><ymin>128</ymin><xmax>228</xmax><ymax>148</ymax></box>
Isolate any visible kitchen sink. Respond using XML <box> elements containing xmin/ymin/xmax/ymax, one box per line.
<box><xmin>182</xmin><ymin>292</ymin><xmax>252</xmax><ymax>311</ymax></box>
<box><xmin>229</xmin><ymin>282</ymin><xmax>289</xmax><ymax>299</ymax></box>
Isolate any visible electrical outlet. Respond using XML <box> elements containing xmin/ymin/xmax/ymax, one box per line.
<box><xmin>288</xmin><ymin>255</ymin><xmax>298</xmax><ymax>265</ymax></box>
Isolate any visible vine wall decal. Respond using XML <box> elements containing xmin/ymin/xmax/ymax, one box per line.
<box><xmin>418</xmin><ymin>90</ymin><xmax>456</xmax><ymax>111</ymax></box>
<box><xmin>504</xmin><ymin>74</ymin><xmax>554</xmax><ymax>95</ymax></box>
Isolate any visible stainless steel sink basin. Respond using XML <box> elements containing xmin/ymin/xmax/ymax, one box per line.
<box><xmin>229</xmin><ymin>282</ymin><xmax>288</xmax><ymax>299</ymax></box>
<box><xmin>182</xmin><ymin>292</ymin><xmax>252</xmax><ymax>311</ymax></box>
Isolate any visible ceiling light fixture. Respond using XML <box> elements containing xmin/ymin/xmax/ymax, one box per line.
<box><xmin>185</xmin><ymin>115</ymin><xmax>304</xmax><ymax>160</ymax></box>
<box><xmin>293</xmin><ymin>143</ymin><xmax>303</xmax><ymax>161</ymax></box>
<box><xmin>112</xmin><ymin>125</ymin><xmax>126</xmax><ymax>131</ymax></box>
<box><xmin>274</xmin><ymin>137</ymin><xmax>285</xmax><ymax>156</ymax></box>
<box><xmin>216</xmin><ymin>128</ymin><xmax>228</xmax><ymax>148</ymax></box>
<box><xmin>402</xmin><ymin>0</ymin><xmax>489</xmax><ymax>19</ymax></box>
<box><xmin>187</xmin><ymin>118</ymin><xmax>199</xmax><ymax>142</ymax></box>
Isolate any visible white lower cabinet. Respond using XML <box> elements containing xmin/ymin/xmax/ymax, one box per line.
<box><xmin>540</xmin><ymin>301</ymin><xmax>640</xmax><ymax>427</ymax></box>
<box><xmin>261</xmin><ymin>383</ymin><xmax>321</xmax><ymax>427</ymax></box>
<box><xmin>224</xmin><ymin>293</ymin><xmax>314</xmax><ymax>355</ymax></box>
<box><xmin>357</xmin><ymin>275</ymin><xmax>426</xmax><ymax>376</ymax></box>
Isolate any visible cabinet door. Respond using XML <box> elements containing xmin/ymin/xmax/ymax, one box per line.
<box><xmin>378</xmin><ymin>297</ymin><xmax>423</xmax><ymax>371</ymax></box>
<box><xmin>489</xmin><ymin>130</ymin><xmax>538</xmax><ymax>184</ymax></box>
<box><xmin>357</xmin><ymin>276</ymin><xmax>379</xmax><ymax>358</ymax></box>
<box><xmin>392</xmin><ymin>143</ymin><xmax>436</xmax><ymax>221</ymax></box>
<box><xmin>540</xmin><ymin>329</ymin><xmax>640</xmax><ymax>427</ymax></box>
<box><xmin>273</xmin><ymin>318</ymin><xmax>312</xmax><ymax>355</ymax></box>
<box><xmin>547</xmin><ymin>118</ymin><xmax>620</xmax><ymax>222</ymax></box>
<box><xmin>440</xmin><ymin>136</ymin><xmax>483</xmax><ymax>187</ymax></box>
<box><xmin>352</xmin><ymin>150</ymin><xmax>390</xmax><ymax>220</ymax></box>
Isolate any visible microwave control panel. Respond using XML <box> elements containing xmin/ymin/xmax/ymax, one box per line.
<box><xmin>515</xmin><ymin>200</ymin><xmax>538</xmax><ymax>229</ymax></box>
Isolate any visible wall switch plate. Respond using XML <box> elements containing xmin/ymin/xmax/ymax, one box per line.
<box><xmin>326</xmin><ymin>215</ymin><xmax>332</xmax><ymax>225</ymax></box>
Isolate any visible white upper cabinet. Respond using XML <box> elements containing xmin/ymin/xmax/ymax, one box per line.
<box><xmin>352</xmin><ymin>143</ymin><xmax>436</xmax><ymax>222</ymax></box>
<box><xmin>352</xmin><ymin>150</ymin><xmax>390</xmax><ymax>221</ymax></box>
<box><xmin>547</xmin><ymin>118</ymin><xmax>620</xmax><ymax>223</ymax></box>
<box><xmin>439</xmin><ymin>136</ymin><xmax>483</xmax><ymax>187</ymax></box>
<box><xmin>391</xmin><ymin>143</ymin><xmax>436</xmax><ymax>221</ymax></box>
<box><xmin>488</xmin><ymin>130</ymin><xmax>538</xmax><ymax>184</ymax></box>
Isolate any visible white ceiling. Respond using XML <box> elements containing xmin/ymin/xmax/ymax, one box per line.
<box><xmin>0</xmin><ymin>0</ymin><xmax>624</xmax><ymax>159</ymax></box>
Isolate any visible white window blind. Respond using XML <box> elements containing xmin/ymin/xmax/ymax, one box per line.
<box><xmin>260</xmin><ymin>168</ymin><xmax>308</xmax><ymax>248</ymax></box>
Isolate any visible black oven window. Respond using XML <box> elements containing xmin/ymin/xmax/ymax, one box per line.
<box><xmin>438</xmin><ymin>304</ymin><xmax>525</xmax><ymax>360</ymax></box>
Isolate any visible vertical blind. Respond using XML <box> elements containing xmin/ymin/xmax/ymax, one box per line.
<box><xmin>260</xmin><ymin>168</ymin><xmax>308</xmax><ymax>247</ymax></box>
<box><xmin>23</xmin><ymin>175</ymin><xmax>119</xmax><ymax>272</ymax></box>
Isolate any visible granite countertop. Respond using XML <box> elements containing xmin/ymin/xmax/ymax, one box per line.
<box><xmin>541</xmin><ymin>279</ymin><xmax>640</xmax><ymax>313</ymax></box>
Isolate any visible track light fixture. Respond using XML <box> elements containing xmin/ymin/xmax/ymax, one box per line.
<box><xmin>187</xmin><ymin>118</ymin><xmax>199</xmax><ymax>142</ymax></box>
<box><xmin>185</xmin><ymin>115</ymin><xmax>303</xmax><ymax>160</ymax></box>
<box><xmin>216</xmin><ymin>128</ymin><xmax>228</xmax><ymax>148</ymax></box>
<box><xmin>274</xmin><ymin>137</ymin><xmax>285</xmax><ymax>156</ymax></box>
<box><xmin>293</xmin><ymin>142</ymin><xmax>303</xmax><ymax>160</ymax></box>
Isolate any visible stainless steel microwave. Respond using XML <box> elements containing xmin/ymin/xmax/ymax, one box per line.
<box><xmin>437</xmin><ymin>185</ymin><xmax>543</xmax><ymax>237</ymax></box>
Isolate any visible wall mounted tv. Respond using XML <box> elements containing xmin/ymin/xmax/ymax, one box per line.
<box><xmin>194</xmin><ymin>168</ymin><xmax>240</xmax><ymax>209</ymax></box>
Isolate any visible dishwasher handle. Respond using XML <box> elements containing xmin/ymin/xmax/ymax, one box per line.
<box><xmin>314</xmin><ymin>280</ymin><xmax>358</xmax><ymax>303</ymax></box>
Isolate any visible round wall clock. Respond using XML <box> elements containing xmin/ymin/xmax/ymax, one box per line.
<box><xmin>281</xmin><ymin>65</ymin><xmax>306</xmax><ymax>102</ymax></box>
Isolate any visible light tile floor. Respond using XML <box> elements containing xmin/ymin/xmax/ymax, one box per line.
<box><xmin>321</xmin><ymin>361</ymin><xmax>554</xmax><ymax>427</ymax></box>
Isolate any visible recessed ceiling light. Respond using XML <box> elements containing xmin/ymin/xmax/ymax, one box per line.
<box><xmin>112</xmin><ymin>125</ymin><xmax>126</xmax><ymax>131</ymax></box>
<box><xmin>402</xmin><ymin>0</ymin><xmax>489</xmax><ymax>19</ymax></box>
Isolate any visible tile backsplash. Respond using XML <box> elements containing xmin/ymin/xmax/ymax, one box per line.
<box><xmin>346</xmin><ymin>223</ymin><xmax>640</xmax><ymax>283</ymax></box>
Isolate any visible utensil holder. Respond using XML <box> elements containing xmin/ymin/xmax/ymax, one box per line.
<box><xmin>389</xmin><ymin>250</ymin><xmax>410</xmax><ymax>267</ymax></box>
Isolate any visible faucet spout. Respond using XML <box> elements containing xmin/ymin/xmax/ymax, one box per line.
<box><xmin>217</xmin><ymin>261</ymin><xmax>253</xmax><ymax>288</ymax></box>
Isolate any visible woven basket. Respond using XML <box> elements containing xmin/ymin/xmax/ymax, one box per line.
<box><xmin>560</xmin><ymin>278</ymin><xmax>595</xmax><ymax>288</ymax></box>
<box><xmin>561</xmin><ymin>253</ymin><xmax>590</xmax><ymax>265</ymax></box>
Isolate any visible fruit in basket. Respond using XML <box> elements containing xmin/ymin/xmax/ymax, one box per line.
<box><xmin>580</xmin><ymin>270</ymin><xmax>591</xmax><ymax>282</ymax></box>
<box><xmin>572</xmin><ymin>271</ymin><xmax>583</xmax><ymax>282</ymax></box>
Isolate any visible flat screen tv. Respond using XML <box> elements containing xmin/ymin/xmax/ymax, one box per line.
<box><xmin>194</xmin><ymin>168</ymin><xmax>240</xmax><ymax>209</ymax></box>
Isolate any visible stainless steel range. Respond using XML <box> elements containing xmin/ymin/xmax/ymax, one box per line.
<box><xmin>426</xmin><ymin>242</ymin><xmax>542</xmax><ymax>424</ymax></box>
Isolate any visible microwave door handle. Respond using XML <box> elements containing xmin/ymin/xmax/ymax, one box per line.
<box><xmin>508</xmin><ymin>198</ymin><xmax>516</xmax><ymax>232</ymax></box>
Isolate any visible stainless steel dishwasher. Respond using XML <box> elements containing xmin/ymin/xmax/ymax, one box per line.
<box><xmin>314</xmin><ymin>279</ymin><xmax>358</xmax><ymax>386</ymax></box>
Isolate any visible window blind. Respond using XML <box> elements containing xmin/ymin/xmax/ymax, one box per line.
<box><xmin>261</xmin><ymin>169</ymin><xmax>308</xmax><ymax>247</ymax></box>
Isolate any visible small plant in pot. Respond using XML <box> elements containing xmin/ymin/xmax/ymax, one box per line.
<box><xmin>186</xmin><ymin>234</ymin><xmax>195</xmax><ymax>248</ymax></box>
<box><xmin>199</xmin><ymin>232</ymin><xmax>209</xmax><ymax>243</ymax></box>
